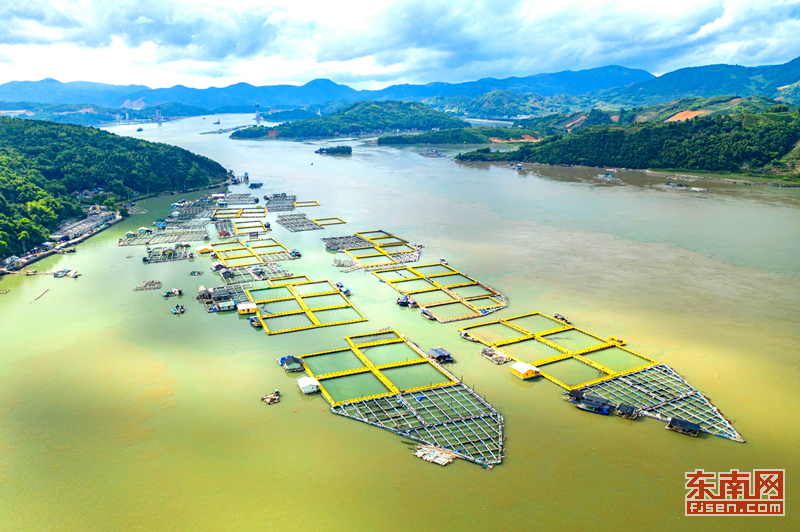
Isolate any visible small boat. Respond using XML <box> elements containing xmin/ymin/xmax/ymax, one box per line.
<box><xmin>421</xmin><ymin>309</ymin><xmax>436</xmax><ymax>320</ymax></box>
<box><xmin>189</xmin><ymin>271</ymin><xmax>204</xmax><ymax>276</ymax></box>
<box><xmin>53</xmin><ymin>269</ymin><xmax>69</xmax><ymax>278</ymax></box>
<box><xmin>162</xmin><ymin>288</ymin><xmax>183</xmax><ymax>297</ymax></box>
<box><xmin>25</xmin><ymin>270</ymin><xmax>37</xmax><ymax>276</ymax></box>
<box><xmin>249</xmin><ymin>316</ymin><xmax>262</xmax><ymax>328</ymax></box>
<box><xmin>66</xmin><ymin>270</ymin><xmax>80</xmax><ymax>278</ymax></box>
<box><xmin>554</xmin><ymin>313</ymin><xmax>572</xmax><ymax>325</ymax></box>
<box><xmin>439</xmin><ymin>258</ymin><xmax>448</xmax><ymax>265</ymax></box>
<box><xmin>213</xmin><ymin>120</ymin><xmax>220</xmax><ymax>125</ymax></box>
<box><xmin>63</xmin><ymin>248</ymin><xmax>76</xmax><ymax>253</ymax></box>
<box><xmin>567</xmin><ymin>390</ymin><xmax>611</xmax><ymax>415</ymax></box>
<box><xmin>171</xmin><ymin>305</ymin><xmax>185</xmax><ymax>315</ymax></box>
<box><xmin>397</xmin><ymin>294</ymin><xmax>418</xmax><ymax>308</ymax></box>
<box><xmin>575</xmin><ymin>400</ymin><xmax>611</xmax><ymax>415</ymax></box>
<box><xmin>136</xmin><ymin>127</ymin><xmax>143</xmax><ymax>132</ymax></box>
<box><xmin>334</xmin><ymin>281</ymin><xmax>351</xmax><ymax>297</ymax></box>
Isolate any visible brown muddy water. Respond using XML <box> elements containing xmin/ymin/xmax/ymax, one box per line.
<box><xmin>1</xmin><ymin>115</ymin><xmax>798</xmax><ymax>531</ymax></box>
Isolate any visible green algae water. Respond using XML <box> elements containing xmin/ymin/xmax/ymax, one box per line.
<box><xmin>1</xmin><ymin>115</ymin><xmax>799</xmax><ymax>531</ymax></box>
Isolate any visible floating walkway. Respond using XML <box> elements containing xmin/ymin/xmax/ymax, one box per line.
<box><xmin>297</xmin><ymin>330</ymin><xmax>504</xmax><ymax>468</ymax></box>
<box><xmin>246</xmin><ymin>276</ymin><xmax>367</xmax><ymax>334</ymax></box>
<box><xmin>373</xmin><ymin>263</ymin><xmax>507</xmax><ymax>322</ymax></box>
<box><xmin>276</xmin><ymin>213</ymin><xmax>325</xmax><ymax>232</ymax></box>
<box><xmin>458</xmin><ymin>312</ymin><xmax>743</xmax><ymax>443</ymax></box>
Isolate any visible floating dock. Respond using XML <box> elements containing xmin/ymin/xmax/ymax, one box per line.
<box><xmin>373</xmin><ymin>263</ymin><xmax>507</xmax><ymax>322</ymax></box>
<box><xmin>458</xmin><ymin>312</ymin><xmax>744</xmax><ymax>442</ymax></box>
<box><xmin>297</xmin><ymin>330</ymin><xmax>504</xmax><ymax>468</ymax></box>
<box><xmin>246</xmin><ymin>276</ymin><xmax>367</xmax><ymax>334</ymax></box>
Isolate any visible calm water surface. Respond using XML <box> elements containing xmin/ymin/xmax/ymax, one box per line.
<box><xmin>1</xmin><ymin>115</ymin><xmax>798</xmax><ymax>531</ymax></box>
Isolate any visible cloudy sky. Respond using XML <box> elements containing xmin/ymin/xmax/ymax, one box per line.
<box><xmin>1</xmin><ymin>0</ymin><xmax>799</xmax><ymax>89</ymax></box>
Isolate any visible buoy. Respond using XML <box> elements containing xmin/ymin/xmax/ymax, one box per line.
<box><xmin>294</xmin><ymin>409</ymin><xmax>296</xmax><ymax>412</ymax></box>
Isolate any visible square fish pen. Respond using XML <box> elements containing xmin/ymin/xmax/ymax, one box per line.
<box><xmin>295</xmin><ymin>200</ymin><xmax>320</xmax><ymax>207</ymax></box>
<box><xmin>234</xmin><ymin>220</ymin><xmax>270</xmax><ymax>235</ymax></box>
<box><xmin>324</xmin><ymin>230</ymin><xmax>422</xmax><ymax>269</ymax></box>
<box><xmin>276</xmin><ymin>213</ymin><xmax>324</xmax><ymax>232</ymax></box>
<box><xmin>225</xmin><ymin>193</ymin><xmax>256</xmax><ymax>204</ymax></box>
<box><xmin>212</xmin><ymin>207</ymin><xmax>267</xmax><ymax>219</ymax></box>
<box><xmin>373</xmin><ymin>263</ymin><xmax>507</xmax><ymax>322</ymax></box>
<box><xmin>144</xmin><ymin>247</ymin><xmax>191</xmax><ymax>263</ymax></box>
<box><xmin>459</xmin><ymin>312</ymin><xmax>654</xmax><ymax>389</ymax></box>
<box><xmin>298</xmin><ymin>330</ymin><xmax>505</xmax><ymax>468</ymax></box>
<box><xmin>264</xmin><ymin>194</ymin><xmax>297</xmax><ymax>212</ymax></box>
<box><xmin>459</xmin><ymin>312</ymin><xmax>743</xmax><ymax>443</ymax></box>
<box><xmin>247</xmin><ymin>277</ymin><xmax>367</xmax><ymax>334</ymax></box>
<box><xmin>312</xmin><ymin>217</ymin><xmax>346</xmax><ymax>226</ymax></box>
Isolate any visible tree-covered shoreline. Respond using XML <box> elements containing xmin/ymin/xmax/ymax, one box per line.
<box><xmin>455</xmin><ymin>113</ymin><xmax>800</xmax><ymax>178</ymax></box>
<box><xmin>0</xmin><ymin>117</ymin><xmax>227</xmax><ymax>257</ymax></box>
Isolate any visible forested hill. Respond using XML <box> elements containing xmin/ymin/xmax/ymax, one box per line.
<box><xmin>0</xmin><ymin>117</ymin><xmax>227</xmax><ymax>257</ymax></box>
<box><xmin>231</xmin><ymin>101</ymin><xmax>468</xmax><ymax>139</ymax></box>
<box><xmin>455</xmin><ymin>112</ymin><xmax>800</xmax><ymax>178</ymax></box>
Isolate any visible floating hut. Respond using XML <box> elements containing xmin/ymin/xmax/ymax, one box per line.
<box><xmin>297</xmin><ymin>376</ymin><xmax>320</xmax><ymax>394</ymax></box>
<box><xmin>427</xmin><ymin>347</ymin><xmax>454</xmax><ymax>363</ymax></box>
<box><xmin>237</xmin><ymin>302</ymin><xmax>257</xmax><ymax>315</ymax></box>
<box><xmin>217</xmin><ymin>300</ymin><xmax>236</xmax><ymax>312</ymax></box>
<box><xmin>510</xmin><ymin>362</ymin><xmax>540</xmax><ymax>380</ymax></box>
<box><xmin>281</xmin><ymin>356</ymin><xmax>304</xmax><ymax>372</ymax></box>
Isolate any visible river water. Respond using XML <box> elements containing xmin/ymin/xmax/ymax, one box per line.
<box><xmin>1</xmin><ymin>114</ymin><xmax>798</xmax><ymax>531</ymax></box>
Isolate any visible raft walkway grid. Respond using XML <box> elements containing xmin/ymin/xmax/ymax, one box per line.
<box><xmin>298</xmin><ymin>330</ymin><xmax>504</xmax><ymax>468</ymax></box>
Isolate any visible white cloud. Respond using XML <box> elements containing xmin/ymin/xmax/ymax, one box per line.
<box><xmin>0</xmin><ymin>0</ymin><xmax>798</xmax><ymax>89</ymax></box>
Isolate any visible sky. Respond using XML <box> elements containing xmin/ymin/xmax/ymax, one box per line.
<box><xmin>1</xmin><ymin>0</ymin><xmax>799</xmax><ymax>89</ymax></box>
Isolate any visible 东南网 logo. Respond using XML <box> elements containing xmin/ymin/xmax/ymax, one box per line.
<box><xmin>685</xmin><ymin>469</ymin><xmax>784</xmax><ymax>516</ymax></box>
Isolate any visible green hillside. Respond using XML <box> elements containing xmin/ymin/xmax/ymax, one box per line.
<box><xmin>231</xmin><ymin>100</ymin><xmax>469</xmax><ymax>139</ymax></box>
<box><xmin>456</xmin><ymin>112</ymin><xmax>800</xmax><ymax>180</ymax></box>
<box><xmin>0</xmin><ymin>117</ymin><xmax>227</xmax><ymax>257</ymax></box>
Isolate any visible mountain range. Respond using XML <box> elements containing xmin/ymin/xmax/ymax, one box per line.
<box><xmin>0</xmin><ymin>56</ymin><xmax>798</xmax><ymax>117</ymax></box>
<box><xmin>0</xmin><ymin>66</ymin><xmax>653</xmax><ymax>109</ymax></box>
